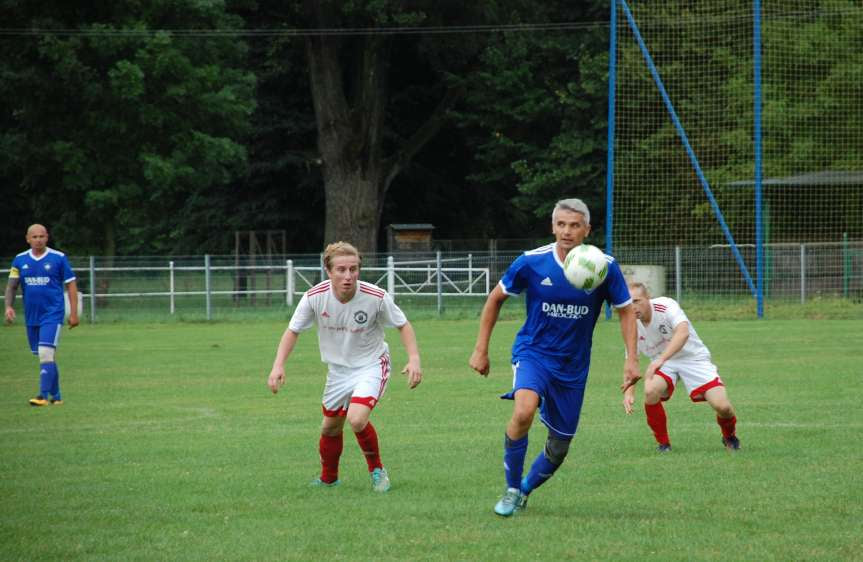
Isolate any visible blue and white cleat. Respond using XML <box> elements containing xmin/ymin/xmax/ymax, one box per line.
<box><xmin>494</xmin><ymin>487</ymin><xmax>527</xmax><ymax>517</ymax></box>
<box><xmin>371</xmin><ymin>467</ymin><xmax>391</xmax><ymax>493</ymax></box>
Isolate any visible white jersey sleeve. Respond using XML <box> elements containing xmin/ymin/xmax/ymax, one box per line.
<box><xmin>288</xmin><ymin>293</ymin><xmax>316</xmax><ymax>332</ymax></box>
<box><xmin>378</xmin><ymin>291</ymin><xmax>408</xmax><ymax>328</ymax></box>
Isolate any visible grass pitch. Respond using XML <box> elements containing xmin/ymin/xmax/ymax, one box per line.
<box><xmin>0</xmin><ymin>317</ymin><xmax>860</xmax><ymax>560</ymax></box>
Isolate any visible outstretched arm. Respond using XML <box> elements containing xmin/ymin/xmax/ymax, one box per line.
<box><xmin>469</xmin><ymin>285</ymin><xmax>508</xmax><ymax>377</ymax></box>
<box><xmin>617</xmin><ymin>304</ymin><xmax>641</xmax><ymax>392</ymax></box>
<box><xmin>268</xmin><ymin>328</ymin><xmax>300</xmax><ymax>394</ymax></box>
<box><xmin>397</xmin><ymin>321</ymin><xmax>422</xmax><ymax>389</ymax></box>
<box><xmin>4</xmin><ymin>278</ymin><xmax>19</xmax><ymax>324</ymax></box>
<box><xmin>644</xmin><ymin>321</ymin><xmax>690</xmax><ymax>380</ymax></box>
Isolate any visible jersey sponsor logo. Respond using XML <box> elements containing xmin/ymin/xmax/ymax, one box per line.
<box><xmin>354</xmin><ymin>311</ymin><xmax>368</xmax><ymax>324</ymax></box>
<box><xmin>541</xmin><ymin>302</ymin><xmax>590</xmax><ymax>319</ymax></box>
<box><xmin>24</xmin><ymin>276</ymin><xmax>51</xmax><ymax>286</ymax></box>
<box><xmin>541</xmin><ymin>277</ymin><xmax>553</xmax><ymax>286</ymax></box>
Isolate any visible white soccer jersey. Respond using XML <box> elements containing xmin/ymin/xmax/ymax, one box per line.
<box><xmin>636</xmin><ymin>297</ymin><xmax>711</xmax><ymax>362</ymax></box>
<box><xmin>288</xmin><ymin>280</ymin><xmax>407</xmax><ymax>369</ymax></box>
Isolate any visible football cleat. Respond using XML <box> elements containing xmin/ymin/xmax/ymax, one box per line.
<box><xmin>494</xmin><ymin>487</ymin><xmax>528</xmax><ymax>517</ymax></box>
<box><xmin>657</xmin><ymin>444</ymin><xmax>672</xmax><ymax>453</ymax></box>
<box><xmin>50</xmin><ymin>399</ymin><xmax>63</xmax><ymax>405</ymax></box>
<box><xmin>370</xmin><ymin>467</ymin><xmax>390</xmax><ymax>493</ymax></box>
<box><xmin>310</xmin><ymin>478</ymin><xmax>340</xmax><ymax>488</ymax></box>
<box><xmin>29</xmin><ymin>396</ymin><xmax>49</xmax><ymax>407</ymax></box>
<box><xmin>722</xmin><ymin>436</ymin><xmax>741</xmax><ymax>451</ymax></box>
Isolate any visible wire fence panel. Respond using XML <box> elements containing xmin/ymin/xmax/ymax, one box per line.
<box><xmin>2</xmin><ymin>246</ymin><xmax>860</xmax><ymax>321</ymax></box>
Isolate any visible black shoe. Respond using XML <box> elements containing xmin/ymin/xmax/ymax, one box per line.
<box><xmin>722</xmin><ymin>436</ymin><xmax>740</xmax><ymax>451</ymax></box>
<box><xmin>657</xmin><ymin>444</ymin><xmax>672</xmax><ymax>453</ymax></box>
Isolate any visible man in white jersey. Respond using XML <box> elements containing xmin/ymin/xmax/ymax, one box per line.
<box><xmin>267</xmin><ymin>241</ymin><xmax>422</xmax><ymax>492</ymax></box>
<box><xmin>622</xmin><ymin>282</ymin><xmax>740</xmax><ymax>451</ymax></box>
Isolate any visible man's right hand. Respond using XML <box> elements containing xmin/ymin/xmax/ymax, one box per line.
<box><xmin>468</xmin><ymin>349</ymin><xmax>490</xmax><ymax>377</ymax></box>
<box><xmin>4</xmin><ymin>307</ymin><xmax>15</xmax><ymax>324</ymax></box>
<box><xmin>267</xmin><ymin>367</ymin><xmax>285</xmax><ymax>394</ymax></box>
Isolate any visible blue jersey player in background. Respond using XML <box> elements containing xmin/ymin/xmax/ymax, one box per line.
<box><xmin>469</xmin><ymin>199</ymin><xmax>640</xmax><ymax>517</ymax></box>
<box><xmin>5</xmin><ymin>224</ymin><xmax>79</xmax><ymax>406</ymax></box>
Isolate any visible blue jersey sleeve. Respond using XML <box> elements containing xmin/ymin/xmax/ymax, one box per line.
<box><xmin>61</xmin><ymin>255</ymin><xmax>76</xmax><ymax>283</ymax></box>
<box><xmin>604</xmin><ymin>259</ymin><xmax>632</xmax><ymax>308</ymax></box>
<box><xmin>499</xmin><ymin>254</ymin><xmax>530</xmax><ymax>296</ymax></box>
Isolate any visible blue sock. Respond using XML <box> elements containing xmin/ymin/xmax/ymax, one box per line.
<box><xmin>39</xmin><ymin>363</ymin><xmax>52</xmax><ymax>397</ymax></box>
<box><xmin>503</xmin><ymin>434</ymin><xmax>529</xmax><ymax>490</ymax></box>
<box><xmin>522</xmin><ymin>452</ymin><xmax>562</xmax><ymax>494</ymax></box>
<box><xmin>41</xmin><ymin>362</ymin><xmax>60</xmax><ymax>400</ymax></box>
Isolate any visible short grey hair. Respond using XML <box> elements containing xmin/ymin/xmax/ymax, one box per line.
<box><xmin>552</xmin><ymin>198</ymin><xmax>590</xmax><ymax>225</ymax></box>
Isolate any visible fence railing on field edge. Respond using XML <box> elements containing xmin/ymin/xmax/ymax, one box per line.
<box><xmin>2</xmin><ymin>253</ymin><xmax>492</xmax><ymax>321</ymax></box>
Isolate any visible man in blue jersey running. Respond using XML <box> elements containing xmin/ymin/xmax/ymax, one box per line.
<box><xmin>469</xmin><ymin>198</ymin><xmax>639</xmax><ymax>517</ymax></box>
<box><xmin>5</xmin><ymin>224</ymin><xmax>79</xmax><ymax>406</ymax></box>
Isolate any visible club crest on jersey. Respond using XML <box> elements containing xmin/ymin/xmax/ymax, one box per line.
<box><xmin>542</xmin><ymin>302</ymin><xmax>590</xmax><ymax>319</ymax></box>
<box><xmin>44</xmin><ymin>263</ymin><xmax>51</xmax><ymax>270</ymax></box>
<box><xmin>354</xmin><ymin>311</ymin><xmax>368</xmax><ymax>324</ymax></box>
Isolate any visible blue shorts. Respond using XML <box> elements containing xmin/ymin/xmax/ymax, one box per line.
<box><xmin>26</xmin><ymin>324</ymin><xmax>63</xmax><ymax>355</ymax></box>
<box><xmin>501</xmin><ymin>356</ymin><xmax>587</xmax><ymax>440</ymax></box>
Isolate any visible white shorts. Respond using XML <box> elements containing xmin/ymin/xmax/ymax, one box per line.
<box><xmin>655</xmin><ymin>357</ymin><xmax>724</xmax><ymax>402</ymax></box>
<box><xmin>321</xmin><ymin>353</ymin><xmax>391</xmax><ymax>417</ymax></box>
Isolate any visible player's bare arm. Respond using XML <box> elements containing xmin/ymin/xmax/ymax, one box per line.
<box><xmin>469</xmin><ymin>285</ymin><xmax>508</xmax><ymax>377</ymax></box>
<box><xmin>397</xmin><ymin>321</ymin><xmax>423</xmax><ymax>389</ymax></box>
<box><xmin>4</xmin><ymin>277</ymin><xmax>19</xmax><ymax>323</ymax></box>
<box><xmin>617</xmin><ymin>304</ymin><xmax>641</xmax><ymax>392</ymax></box>
<box><xmin>645</xmin><ymin>321</ymin><xmax>690</xmax><ymax>380</ymax></box>
<box><xmin>66</xmin><ymin>280</ymin><xmax>79</xmax><ymax>328</ymax></box>
<box><xmin>268</xmin><ymin>328</ymin><xmax>300</xmax><ymax>394</ymax></box>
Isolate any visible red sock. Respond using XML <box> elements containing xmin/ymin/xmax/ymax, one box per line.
<box><xmin>319</xmin><ymin>433</ymin><xmax>343</xmax><ymax>483</ymax></box>
<box><xmin>645</xmin><ymin>402</ymin><xmax>670</xmax><ymax>446</ymax></box>
<box><xmin>354</xmin><ymin>422</ymin><xmax>383</xmax><ymax>471</ymax></box>
<box><xmin>717</xmin><ymin>415</ymin><xmax>737</xmax><ymax>439</ymax></box>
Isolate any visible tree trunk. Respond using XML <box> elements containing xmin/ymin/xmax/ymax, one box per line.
<box><xmin>303</xmin><ymin>2</ymin><xmax>463</xmax><ymax>253</ymax></box>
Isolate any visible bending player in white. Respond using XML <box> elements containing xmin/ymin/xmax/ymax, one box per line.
<box><xmin>623</xmin><ymin>282</ymin><xmax>740</xmax><ymax>451</ymax></box>
<box><xmin>268</xmin><ymin>242</ymin><xmax>422</xmax><ymax>492</ymax></box>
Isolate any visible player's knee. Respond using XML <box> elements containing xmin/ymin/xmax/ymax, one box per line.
<box><xmin>644</xmin><ymin>387</ymin><xmax>663</xmax><ymax>404</ymax></box>
<box><xmin>510</xmin><ymin>407</ymin><xmax>535</xmax><ymax>430</ymax></box>
<box><xmin>544</xmin><ymin>436</ymin><xmax>571</xmax><ymax>466</ymax></box>
<box><xmin>37</xmin><ymin>346</ymin><xmax>55</xmax><ymax>363</ymax></box>
<box><xmin>714</xmin><ymin>402</ymin><xmax>735</xmax><ymax>418</ymax></box>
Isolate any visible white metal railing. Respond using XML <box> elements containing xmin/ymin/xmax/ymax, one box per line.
<box><xmin>1</xmin><ymin>253</ymin><xmax>490</xmax><ymax>321</ymax></box>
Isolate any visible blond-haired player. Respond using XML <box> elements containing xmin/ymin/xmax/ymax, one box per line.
<box><xmin>268</xmin><ymin>242</ymin><xmax>422</xmax><ymax>492</ymax></box>
<box><xmin>623</xmin><ymin>282</ymin><xmax>740</xmax><ymax>452</ymax></box>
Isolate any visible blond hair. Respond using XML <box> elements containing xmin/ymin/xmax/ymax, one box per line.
<box><xmin>627</xmin><ymin>281</ymin><xmax>650</xmax><ymax>297</ymax></box>
<box><xmin>323</xmin><ymin>241</ymin><xmax>361</xmax><ymax>271</ymax></box>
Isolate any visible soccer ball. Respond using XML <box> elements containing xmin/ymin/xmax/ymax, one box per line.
<box><xmin>563</xmin><ymin>244</ymin><xmax>608</xmax><ymax>290</ymax></box>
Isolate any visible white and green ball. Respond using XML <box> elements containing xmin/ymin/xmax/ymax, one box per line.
<box><xmin>563</xmin><ymin>244</ymin><xmax>609</xmax><ymax>290</ymax></box>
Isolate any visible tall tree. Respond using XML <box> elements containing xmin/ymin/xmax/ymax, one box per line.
<box><xmin>0</xmin><ymin>0</ymin><xmax>255</xmax><ymax>255</ymax></box>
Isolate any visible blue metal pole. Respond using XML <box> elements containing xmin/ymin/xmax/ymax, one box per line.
<box><xmin>619</xmin><ymin>0</ymin><xmax>757</xmax><ymax>298</ymax></box>
<box><xmin>754</xmin><ymin>0</ymin><xmax>764</xmax><ymax>317</ymax></box>
<box><xmin>605</xmin><ymin>0</ymin><xmax>618</xmax><ymax>320</ymax></box>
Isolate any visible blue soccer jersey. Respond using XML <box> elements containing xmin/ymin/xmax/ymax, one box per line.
<box><xmin>9</xmin><ymin>248</ymin><xmax>76</xmax><ymax>326</ymax></box>
<box><xmin>500</xmin><ymin>243</ymin><xmax>632</xmax><ymax>382</ymax></box>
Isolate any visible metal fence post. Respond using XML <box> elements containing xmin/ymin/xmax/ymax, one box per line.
<box><xmin>169</xmin><ymin>260</ymin><xmax>175</xmax><ymax>314</ymax></box>
<box><xmin>89</xmin><ymin>255</ymin><xmax>96</xmax><ymax>323</ymax></box>
<box><xmin>800</xmin><ymin>243</ymin><xmax>806</xmax><ymax>304</ymax></box>
<box><xmin>387</xmin><ymin>256</ymin><xmax>395</xmax><ymax>295</ymax></box>
<box><xmin>436</xmin><ymin>251</ymin><xmax>443</xmax><ymax>316</ymax></box>
<box><xmin>468</xmin><ymin>253</ymin><xmax>473</xmax><ymax>292</ymax></box>
<box><xmin>205</xmin><ymin>254</ymin><xmax>212</xmax><ymax>320</ymax></box>
<box><xmin>286</xmin><ymin>259</ymin><xmax>294</xmax><ymax>307</ymax></box>
<box><xmin>675</xmin><ymin>246</ymin><xmax>682</xmax><ymax>302</ymax></box>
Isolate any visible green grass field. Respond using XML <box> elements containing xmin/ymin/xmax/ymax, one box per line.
<box><xmin>1</xmin><ymin>317</ymin><xmax>861</xmax><ymax>561</ymax></box>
